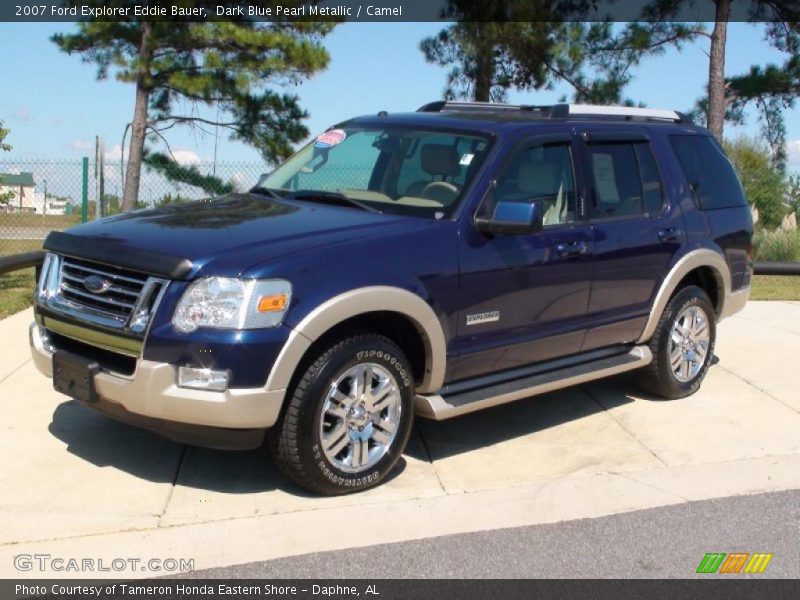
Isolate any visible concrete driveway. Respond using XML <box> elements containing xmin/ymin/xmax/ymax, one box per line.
<box><xmin>0</xmin><ymin>301</ymin><xmax>798</xmax><ymax>578</ymax></box>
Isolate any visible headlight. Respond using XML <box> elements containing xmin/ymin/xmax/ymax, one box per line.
<box><xmin>172</xmin><ymin>277</ymin><xmax>292</xmax><ymax>333</ymax></box>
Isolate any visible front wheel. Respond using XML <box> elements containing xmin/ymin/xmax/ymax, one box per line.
<box><xmin>268</xmin><ymin>333</ymin><xmax>415</xmax><ymax>495</ymax></box>
<box><xmin>637</xmin><ymin>285</ymin><xmax>717</xmax><ymax>399</ymax></box>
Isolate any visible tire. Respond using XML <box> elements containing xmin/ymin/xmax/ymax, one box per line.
<box><xmin>268</xmin><ymin>333</ymin><xmax>415</xmax><ymax>495</ymax></box>
<box><xmin>637</xmin><ymin>285</ymin><xmax>717</xmax><ymax>399</ymax></box>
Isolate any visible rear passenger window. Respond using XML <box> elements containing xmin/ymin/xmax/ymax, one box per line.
<box><xmin>669</xmin><ymin>135</ymin><xmax>746</xmax><ymax>209</ymax></box>
<box><xmin>588</xmin><ymin>142</ymin><xmax>662</xmax><ymax>219</ymax></box>
<box><xmin>636</xmin><ymin>144</ymin><xmax>664</xmax><ymax>216</ymax></box>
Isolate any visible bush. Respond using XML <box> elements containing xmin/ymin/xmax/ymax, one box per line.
<box><xmin>723</xmin><ymin>137</ymin><xmax>786</xmax><ymax>228</ymax></box>
<box><xmin>789</xmin><ymin>175</ymin><xmax>800</xmax><ymax>219</ymax></box>
<box><xmin>753</xmin><ymin>229</ymin><xmax>800</xmax><ymax>262</ymax></box>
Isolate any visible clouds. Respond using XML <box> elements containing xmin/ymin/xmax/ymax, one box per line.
<box><xmin>170</xmin><ymin>149</ymin><xmax>201</xmax><ymax>165</ymax></box>
<box><xmin>13</xmin><ymin>107</ymin><xmax>32</xmax><ymax>121</ymax></box>
<box><xmin>787</xmin><ymin>139</ymin><xmax>800</xmax><ymax>171</ymax></box>
<box><xmin>104</xmin><ymin>144</ymin><xmax>123</xmax><ymax>161</ymax></box>
<box><xmin>67</xmin><ymin>142</ymin><xmax>200</xmax><ymax>166</ymax></box>
<box><xmin>70</xmin><ymin>139</ymin><xmax>93</xmax><ymax>152</ymax></box>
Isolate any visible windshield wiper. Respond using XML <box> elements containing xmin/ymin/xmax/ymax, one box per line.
<box><xmin>249</xmin><ymin>186</ymin><xmax>285</xmax><ymax>200</ymax></box>
<box><xmin>288</xmin><ymin>190</ymin><xmax>381</xmax><ymax>213</ymax></box>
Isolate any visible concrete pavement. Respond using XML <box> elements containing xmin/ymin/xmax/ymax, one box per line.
<box><xmin>189</xmin><ymin>489</ymin><xmax>800</xmax><ymax>578</ymax></box>
<box><xmin>0</xmin><ymin>301</ymin><xmax>798</xmax><ymax>578</ymax></box>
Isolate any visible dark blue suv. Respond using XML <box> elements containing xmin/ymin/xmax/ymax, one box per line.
<box><xmin>31</xmin><ymin>101</ymin><xmax>753</xmax><ymax>494</ymax></box>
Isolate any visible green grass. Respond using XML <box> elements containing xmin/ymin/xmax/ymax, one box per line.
<box><xmin>0</xmin><ymin>268</ymin><xmax>34</xmax><ymax>320</ymax></box>
<box><xmin>0</xmin><ymin>240</ymin><xmax>41</xmax><ymax>320</ymax></box>
<box><xmin>0</xmin><ymin>238</ymin><xmax>43</xmax><ymax>255</ymax></box>
<box><xmin>750</xmin><ymin>275</ymin><xmax>800</xmax><ymax>301</ymax></box>
<box><xmin>0</xmin><ymin>213</ymin><xmax>81</xmax><ymax>229</ymax></box>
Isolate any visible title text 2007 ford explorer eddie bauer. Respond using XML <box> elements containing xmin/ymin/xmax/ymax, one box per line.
<box><xmin>31</xmin><ymin>102</ymin><xmax>752</xmax><ymax>495</ymax></box>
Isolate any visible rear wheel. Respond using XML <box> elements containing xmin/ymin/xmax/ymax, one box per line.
<box><xmin>637</xmin><ymin>285</ymin><xmax>716</xmax><ymax>399</ymax></box>
<box><xmin>268</xmin><ymin>333</ymin><xmax>415</xmax><ymax>495</ymax></box>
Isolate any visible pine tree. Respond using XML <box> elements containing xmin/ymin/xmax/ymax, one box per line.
<box><xmin>420</xmin><ymin>2</ymin><xmax>700</xmax><ymax>104</ymax></box>
<box><xmin>0</xmin><ymin>121</ymin><xmax>12</xmax><ymax>205</ymax></box>
<box><xmin>724</xmin><ymin>23</ymin><xmax>800</xmax><ymax>171</ymax></box>
<box><xmin>53</xmin><ymin>2</ymin><xmax>336</xmax><ymax>211</ymax></box>
<box><xmin>644</xmin><ymin>0</ymin><xmax>799</xmax><ymax>142</ymax></box>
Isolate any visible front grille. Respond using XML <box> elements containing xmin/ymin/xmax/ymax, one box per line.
<box><xmin>38</xmin><ymin>254</ymin><xmax>169</xmax><ymax>334</ymax></box>
<box><xmin>59</xmin><ymin>257</ymin><xmax>148</xmax><ymax>321</ymax></box>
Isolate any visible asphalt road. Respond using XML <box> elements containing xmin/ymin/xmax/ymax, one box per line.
<box><xmin>189</xmin><ymin>489</ymin><xmax>800</xmax><ymax>579</ymax></box>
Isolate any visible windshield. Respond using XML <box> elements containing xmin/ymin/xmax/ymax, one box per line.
<box><xmin>255</xmin><ymin>126</ymin><xmax>492</xmax><ymax>219</ymax></box>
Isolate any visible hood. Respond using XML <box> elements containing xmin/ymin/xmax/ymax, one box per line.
<box><xmin>44</xmin><ymin>193</ymin><xmax>425</xmax><ymax>279</ymax></box>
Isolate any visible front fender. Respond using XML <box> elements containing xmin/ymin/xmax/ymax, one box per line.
<box><xmin>265</xmin><ymin>286</ymin><xmax>447</xmax><ymax>395</ymax></box>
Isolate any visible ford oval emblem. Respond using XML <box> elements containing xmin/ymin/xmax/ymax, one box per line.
<box><xmin>83</xmin><ymin>274</ymin><xmax>111</xmax><ymax>294</ymax></box>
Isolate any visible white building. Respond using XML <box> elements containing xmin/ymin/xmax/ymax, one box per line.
<box><xmin>0</xmin><ymin>171</ymin><xmax>68</xmax><ymax>215</ymax></box>
<box><xmin>32</xmin><ymin>191</ymin><xmax>68</xmax><ymax>215</ymax></box>
<box><xmin>0</xmin><ymin>171</ymin><xmax>36</xmax><ymax>212</ymax></box>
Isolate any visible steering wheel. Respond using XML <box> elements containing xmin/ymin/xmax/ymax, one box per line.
<box><xmin>420</xmin><ymin>181</ymin><xmax>459</xmax><ymax>205</ymax></box>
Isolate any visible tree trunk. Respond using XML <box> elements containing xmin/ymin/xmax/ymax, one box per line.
<box><xmin>122</xmin><ymin>22</ymin><xmax>153</xmax><ymax>212</ymax></box>
<box><xmin>473</xmin><ymin>23</ymin><xmax>493</xmax><ymax>102</ymax></box>
<box><xmin>706</xmin><ymin>0</ymin><xmax>730</xmax><ymax>141</ymax></box>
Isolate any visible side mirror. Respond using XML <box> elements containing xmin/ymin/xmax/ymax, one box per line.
<box><xmin>476</xmin><ymin>199</ymin><xmax>544</xmax><ymax>236</ymax></box>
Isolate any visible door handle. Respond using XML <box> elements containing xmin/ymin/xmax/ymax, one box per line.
<box><xmin>556</xmin><ymin>241</ymin><xmax>588</xmax><ymax>257</ymax></box>
<box><xmin>657</xmin><ymin>227</ymin><xmax>681</xmax><ymax>242</ymax></box>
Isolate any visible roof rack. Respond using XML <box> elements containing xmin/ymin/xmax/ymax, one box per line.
<box><xmin>416</xmin><ymin>101</ymin><xmax>690</xmax><ymax>123</ymax></box>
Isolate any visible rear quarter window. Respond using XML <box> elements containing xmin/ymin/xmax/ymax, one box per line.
<box><xmin>669</xmin><ymin>135</ymin><xmax>747</xmax><ymax>210</ymax></box>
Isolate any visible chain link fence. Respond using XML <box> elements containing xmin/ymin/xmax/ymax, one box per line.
<box><xmin>0</xmin><ymin>158</ymin><xmax>265</xmax><ymax>257</ymax></box>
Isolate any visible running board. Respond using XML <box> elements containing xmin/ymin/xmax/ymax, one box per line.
<box><xmin>415</xmin><ymin>346</ymin><xmax>653</xmax><ymax>420</ymax></box>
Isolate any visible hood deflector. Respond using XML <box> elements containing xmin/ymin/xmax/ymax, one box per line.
<box><xmin>44</xmin><ymin>231</ymin><xmax>194</xmax><ymax>280</ymax></box>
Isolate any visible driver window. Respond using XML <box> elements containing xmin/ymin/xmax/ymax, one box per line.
<box><xmin>484</xmin><ymin>142</ymin><xmax>577</xmax><ymax>227</ymax></box>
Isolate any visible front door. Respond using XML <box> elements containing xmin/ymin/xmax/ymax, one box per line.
<box><xmin>448</xmin><ymin>134</ymin><xmax>594</xmax><ymax>383</ymax></box>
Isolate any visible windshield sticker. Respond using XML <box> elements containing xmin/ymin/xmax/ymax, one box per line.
<box><xmin>314</xmin><ymin>129</ymin><xmax>347</xmax><ymax>149</ymax></box>
<box><xmin>459</xmin><ymin>153</ymin><xmax>474</xmax><ymax>166</ymax></box>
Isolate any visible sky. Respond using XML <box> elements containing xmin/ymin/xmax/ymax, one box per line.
<box><xmin>1</xmin><ymin>21</ymin><xmax>798</xmax><ymax>176</ymax></box>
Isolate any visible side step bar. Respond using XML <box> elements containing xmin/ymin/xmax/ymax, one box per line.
<box><xmin>415</xmin><ymin>346</ymin><xmax>653</xmax><ymax>420</ymax></box>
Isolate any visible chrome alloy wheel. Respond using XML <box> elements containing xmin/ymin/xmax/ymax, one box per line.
<box><xmin>668</xmin><ymin>305</ymin><xmax>711</xmax><ymax>383</ymax></box>
<box><xmin>319</xmin><ymin>362</ymin><xmax>402</xmax><ymax>473</ymax></box>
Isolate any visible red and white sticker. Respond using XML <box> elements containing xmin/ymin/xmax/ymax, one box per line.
<box><xmin>314</xmin><ymin>129</ymin><xmax>347</xmax><ymax>149</ymax></box>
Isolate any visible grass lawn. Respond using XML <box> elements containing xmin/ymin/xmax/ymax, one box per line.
<box><xmin>0</xmin><ymin>238</ymin><xmax>43</xmax><ymax>255</ymax></box>
<box><xmin>0</xmin><ymin>239</ymin><xmax>42</xmax><ymax>320</ymax></box>
<box><xmin>0</xmin><ymin>213</ymin><xmax>81</xmax><ymax>229</ymax></box>
<box><xmin>750</xmin><ymin>275</ymin><xmax>800</xmax><ymax>301</ymax></box>
<box><xmin>0</xmin><ymin>268</ymin><xmax>34</xmax><ymax>320</ymax></box>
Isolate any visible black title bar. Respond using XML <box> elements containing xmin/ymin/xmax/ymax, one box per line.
<box><xmin>3</xmin><ymin>0</ymin><xmax>799</xmax><ymax>23</ymax></box>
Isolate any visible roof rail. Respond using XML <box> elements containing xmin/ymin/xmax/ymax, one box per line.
<box><xmin>416</xmin><ymin>101</ymin><xmax>689</xmax><ymax>123</ymax></box>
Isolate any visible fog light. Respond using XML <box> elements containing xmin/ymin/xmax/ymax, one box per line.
<box><xmin>177</xmin><ymin>367</ymin><xmax>229</xmax><ymax>392</ymax></box>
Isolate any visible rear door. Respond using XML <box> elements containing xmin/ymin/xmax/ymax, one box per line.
<box><xmin>576</xmin><ymin>129</ymin><xmax>684</xmax><ymax>350</ymax></box>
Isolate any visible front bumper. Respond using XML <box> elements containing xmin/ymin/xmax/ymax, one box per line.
<box><xmin>30</xmin><ymin>323</ymin><xmax>286</xmax><ymax>449</ymax></box>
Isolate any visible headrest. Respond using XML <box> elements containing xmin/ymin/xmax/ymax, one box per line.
<box><xmin>421</xmin><ymin>144</ymin><xmax>461</xmax><ymax>178</ymax></box>
<box><xmin>517</xmin><ymin>159</ymin><xmax>560</xmax><ymax>196</ymax></box>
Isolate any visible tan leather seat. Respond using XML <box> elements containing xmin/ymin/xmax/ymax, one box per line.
<box><xmin>405</xmin><ymin>144</ymin><xmax>462</xmax><ymax>205</ymax></box>
<box><xmin>512</xmin><ymin>158</ymin><xmax>566</xmax><ymax>226</ymax></box>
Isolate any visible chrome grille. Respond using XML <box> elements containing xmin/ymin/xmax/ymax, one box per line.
<box><xmin>59</xmin><ymin>258</ymin><xmax>148</xmax><ymax>320</ymax></box>
<box><xmin>36</xmin><ymin>254</ymin><xmax>169</xmax><ymax>334</ymax></box>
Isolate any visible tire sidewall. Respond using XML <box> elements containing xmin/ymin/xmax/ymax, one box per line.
<box><xmin>295</xmin><ymin>336</ymin><xmax>415</xmax><ymax>494</ymax></box>
<box><xmin>656</xmin><ymin>286</ymin><xmax>717</xmax><ymax>397</ymax></box>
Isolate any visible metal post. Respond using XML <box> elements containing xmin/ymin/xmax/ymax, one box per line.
<box><xmin>81</xmin><ymin>157</ymin><xmax>88</xmax><ymax>223</ymax></box>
